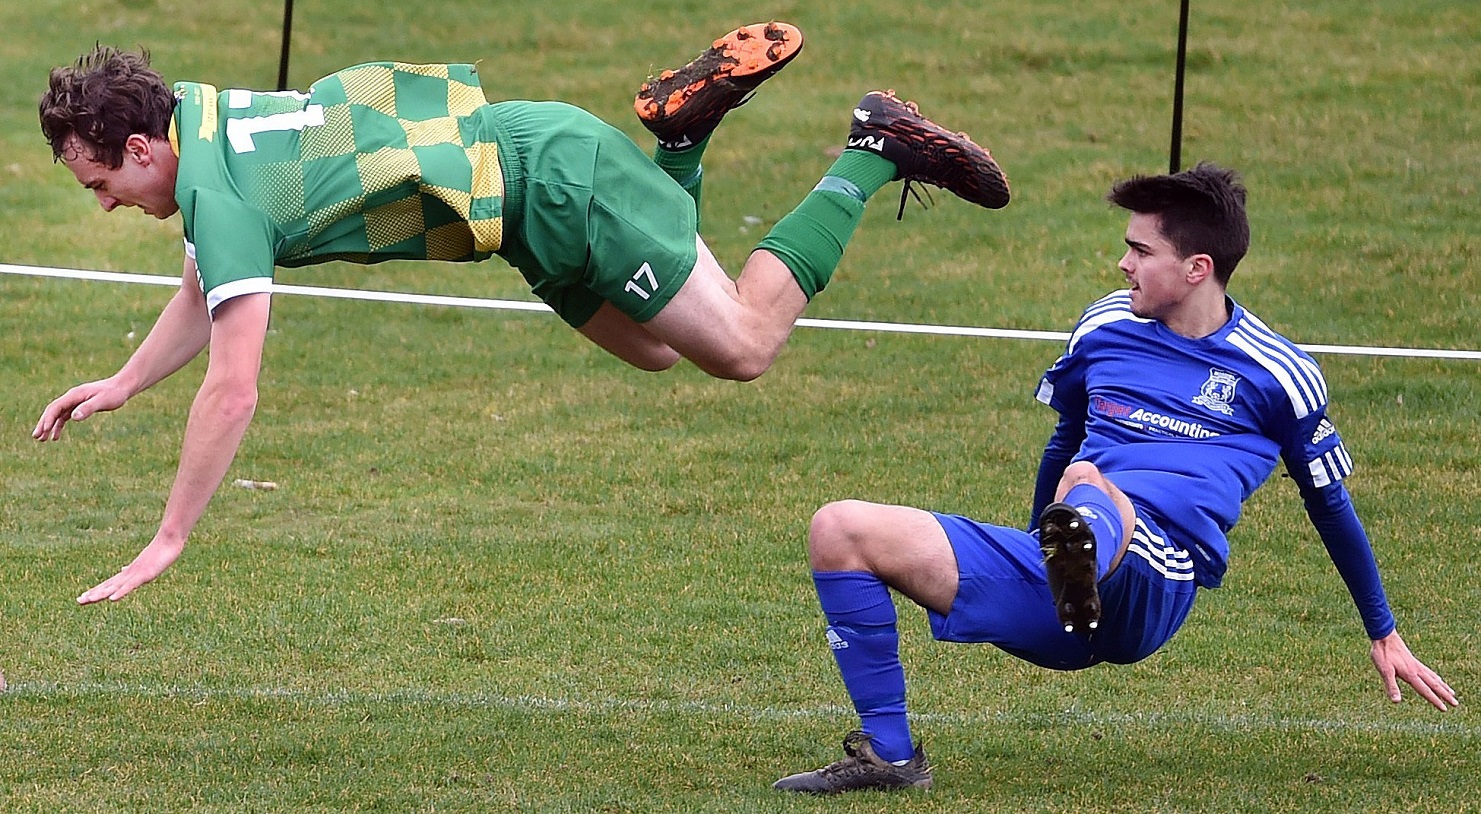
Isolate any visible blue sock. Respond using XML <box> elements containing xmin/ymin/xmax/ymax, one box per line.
<box><xmin>1062</xmin><ymin>482</ymin><xmax>1125</xmax><ymax>579</ymax></box>
<box><xmin>812</xmin><ymin>570</ymin><xmax>914</xmax><ymax>762</ymax></box>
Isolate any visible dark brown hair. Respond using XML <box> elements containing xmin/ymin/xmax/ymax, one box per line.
<box><xmin>40</xmin><ymin>45</ymin><xmax>176</xmax><ymax>169</ymax></box>
<box><xmin>1108</xmin><ymin>162</ymin><xmax>1250</xmax><ymax>285</ymax></box>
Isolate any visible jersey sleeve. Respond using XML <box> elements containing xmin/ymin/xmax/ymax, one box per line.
<box><xmin>1287</xmin><ymin>412</ymin><xmax>1355</xmax><ymax>490</ymax></box>
<box><xmin>1030</xmin><ymin>412</ymin><xmax>1087</xmax><ymax>529</ymax></box>
<box><xmin>1303</xmin><ymin>482</ymin><xmax>1396</xmax><ymax>639</ymax></box>
<box><xmin>184</xmin><ymin>189</ymin><xmax>279</xmax><ymax>316</ymax></box>
<box><xmin>1035</xmin><ymin>291</ymin><xmax>1144</xmax><ymax>416</ymax></box>
<box><xmin>1030</xmin><ymin>304</ymin><xmax>1095</xmax><ymax>525</ymax></box>
<box><xmin>1034</xmin><ymin>309</ymin><xmax>1095</xmax><ymax>417</ymax></box>
<box><xmin>1269</xmin><ymin>358</ymin><xmax>1354</xmax><ymax>491</ymax></box>
<box><xmin>1265</xmin><ymin>353</ymin><xmax>1393</xmax><ymax>637</ymax></box>
<box><xmin>1035</xmin><ymin>350</ymin><xmax>1087</xmax><ymax>417</ymax></box>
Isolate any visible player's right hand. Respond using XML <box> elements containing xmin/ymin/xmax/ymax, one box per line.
<box><xmin>33</xmin><ymin>378</ymin><xmax>129</xmax><ymax>442</ymax></box>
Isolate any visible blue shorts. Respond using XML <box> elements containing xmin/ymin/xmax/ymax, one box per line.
<box><xmin>926</xmin><ymin>495</ymin><xmax>1198</xmax><ymax>671</ymax></box>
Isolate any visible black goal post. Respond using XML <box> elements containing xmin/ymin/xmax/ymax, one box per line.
<box><xmin>276</xmin><ymin>0</ymin><xmax>295</xmax><ymax>91</ymax></box>
<box><xmin>1170</xmin><ymin>0</ymin><xmax>1191</xmax><ymax>173</ymax></box>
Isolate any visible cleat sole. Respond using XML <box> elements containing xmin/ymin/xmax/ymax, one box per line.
<box><xmin>1040</xmin><ymin>502</ymin><xmax>1102</xmax><ymax>635</ymax></box>
<box><xmin>635</xmin><ymin>22</ymin><xmax>803</xmax><ymax>128</ymax></box>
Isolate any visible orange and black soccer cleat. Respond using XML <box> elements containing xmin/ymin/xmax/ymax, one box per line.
<box><xmin>635</xmin><ymin>21</ymin><xmax>804</xmax><ymax>151</ymax></box>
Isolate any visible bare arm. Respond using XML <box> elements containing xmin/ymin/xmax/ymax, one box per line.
<box><xmin>34</xmin><ymin>256</ymin><xmax>212</xmax><ymax>442</ymax></box>
<box><xmin>77</xmin><ymin>291</ymin><xmax>272</xmax><ymax>604</ymax></box>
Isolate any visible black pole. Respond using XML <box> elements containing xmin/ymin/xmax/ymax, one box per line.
<box><xmin>277</xmin><ymin>0</ymin><xmax>295</xmax><ymax>91</ymax></box>
<box><xmin>1169</xmin><ymin>0</ymin><xmax>1190</xmax><ymax>173</ymax></box>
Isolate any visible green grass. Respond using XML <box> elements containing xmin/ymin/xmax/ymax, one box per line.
<box><xmin>1</xmin><ymin>0</ymin><xmax>1477</xmax><ymax>811</ymax></box>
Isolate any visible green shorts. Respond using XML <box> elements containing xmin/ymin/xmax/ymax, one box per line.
<box><xmin>484</xmin><ymin>101</ymin><xmax>699</xmax><ymax>327</ymax></box>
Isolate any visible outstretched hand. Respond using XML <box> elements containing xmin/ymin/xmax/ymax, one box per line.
<box><xmin>34</xmin><ymin>378</ymin><xmax>130</xmax><ymax>442</ymax></box>
<box><xmin>77</xmin><ymin>536</ymin><xmax>185</xmax><ymax>604</ymax></box>
<box><xmin>1370</xmin><ymin>630</ymin><xmax>1458</xmax><ymax>711</ymax></box>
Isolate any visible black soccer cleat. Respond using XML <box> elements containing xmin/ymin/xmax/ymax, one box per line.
<box><xmin>1039</xmin><ymin>502</ymin><xmax>1101</xmax><ymax>635</ymax></box>
<box><xmin>846</xmin><ymin>90</ymin><xmax>1011</xmax><ymax>210</ymax></box>
<box><xmin>773</xmin><ymin>731</ymin><xmax>932</xmax><ymax>794</ymax></box>
<box><xmin>635</xmin><ymin>21</ymin><xmax>804</xmax><ymax>151</ymax></box>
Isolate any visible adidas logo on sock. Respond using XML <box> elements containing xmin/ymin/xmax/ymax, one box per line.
<box><xmin>825</xmin><ymin>628</ymin><xmax>849</xmax><ymax>650</ymax></box>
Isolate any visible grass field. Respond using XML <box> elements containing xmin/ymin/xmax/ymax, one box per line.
<box><xmin>1</xmin><ymin>0</ymin><xmax>1477</xmax><ymax>811</ymax></box>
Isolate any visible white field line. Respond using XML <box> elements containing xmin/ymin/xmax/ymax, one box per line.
<box><xmin>6</xmin><ymin>680</ymin><xmax>1474</xmax><ymax>737</ymax></box>
<box><xmin>4</xmin><ymin>263</ymin><xmax>1480</xmax><ymax>360</ymax></box>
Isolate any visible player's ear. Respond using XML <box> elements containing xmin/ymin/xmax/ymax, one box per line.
<box><xmin>1186</xmin><ymin>253</ymin><xmax>1215</xmax><ymax>285</ymax></box>
<box><xmin>124</xmin><ymin>133</ymin><xmax>152</xmax><ymax>163</ymax></box>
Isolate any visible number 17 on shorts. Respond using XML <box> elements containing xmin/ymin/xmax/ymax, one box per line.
<box><xmin>625</xmin><ymin>262</ymin><xmax>659</xmax><ymax>300</ymax></box>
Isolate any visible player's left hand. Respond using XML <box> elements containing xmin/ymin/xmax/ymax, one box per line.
<box><xmin>1370</xmin><ymin>630</ymin><xmax>1458</xmax><ymax>711</ymax></box>
<box><xmin>77</xmin><ymin>535</ymin><xmax>185</xmax><ymax>604</ymax></box>
<box><xmin>34</xmin><ymin>376</ymin><xmax>131</xmax><ymax>442</ymax></box>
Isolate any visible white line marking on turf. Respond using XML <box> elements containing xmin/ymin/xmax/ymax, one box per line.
<box><xmin>4</xmin><ymin>263</ymin><xmax>1480</xmax><ymax>360</ymax></box>
<box><xmin>7</xmin><ymin>681</ymin><xmax>1474</xmax><ymax>737</ymax></box>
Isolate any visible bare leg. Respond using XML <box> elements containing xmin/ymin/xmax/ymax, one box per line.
<box><xmin>641</xmin><ymin>239</ymin><xmax>807</xmax><ymax>382</ymax></box>
<box><xmin>809</xmin><ymin>500</ymin><xmax>959</xmax><ymax>617</ymax></box>
<box><xmin>575</xmin><ymin>303</ymin><xmax>682</xmax><ymax>371</ymax></box>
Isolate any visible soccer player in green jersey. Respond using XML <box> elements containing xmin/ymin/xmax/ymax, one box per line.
<box><xmin>34</xmin><ymin>24</ymin><xmax>1011</xmax><ymax>603</ymax></box>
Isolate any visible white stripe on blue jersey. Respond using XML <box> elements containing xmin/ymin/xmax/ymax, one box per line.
<box><xmin>1227</xmin><ymin>312</ymin><xmax>1328</xmax><ymax>418</ymax></box>
<box><xmin>1243</xmin><ymin>317</ymin><xmax>1327</xmax><ymax>401</ymax></box>
<box><xmin>1308</xmin><ymin>442</ymin><xmax>1355</xmax><ymax>487</ymax></box>
<box><xmin>1127</xmin><ymin>518</ymin><xmax>1196</xmax><ymax>582</ymax></box>
<box><xmin>1066</xmin><ymin>291</ymin><xmax>1148</xmax><ymax>356</ymax></box>
<box><xmin>1239</xmin><ymin>310</ymin><xmax>1326</xmax><ymax>389</ymax></box>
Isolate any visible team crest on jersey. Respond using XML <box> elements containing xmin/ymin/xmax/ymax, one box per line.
<box><xmin>1192</xmin><ymin>368</ymin><xmax>1239</xmax><ymax>416</ymax></box>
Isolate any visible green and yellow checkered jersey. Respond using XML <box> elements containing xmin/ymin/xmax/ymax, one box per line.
<box><xmin>171</xmin><ymin>62</ymin><xmax>506</xmax><ymax>312</ymax></box>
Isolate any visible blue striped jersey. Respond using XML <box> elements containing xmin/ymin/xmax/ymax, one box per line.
<box><xmin>1035</xmin><ymin>291</ymin><xmax>1352</xmax><ymax>587</ymax></box>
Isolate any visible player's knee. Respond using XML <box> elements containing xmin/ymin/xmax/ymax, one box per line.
<box><xmin>807</xmin><ymin>500</ymin><xmax>872</xmax><ymax>570</ymax></box>
<box><xmin>1060</xmin><ymin>460</ymin><xmax>1106</xmax><ymax>491</ymax></box>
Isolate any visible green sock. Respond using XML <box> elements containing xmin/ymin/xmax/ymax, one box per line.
<box><xmin>755</xmin><ymin>188</ymin><xmax>866</xmax><ymax>300</ymax></box>
<box><xmin>819</xmin><ymin>149</ymin><xmax>898</xmax><ymax>201</ymax></box>
<box><xmin>752</xmin><ymin>149</ymin><xmax>897</xmax><ymax>299</ymax></box>
<box><xmin>653</xmin><ymin>134</ymin><xmax>712</xmax><ymax>219</ymax></box>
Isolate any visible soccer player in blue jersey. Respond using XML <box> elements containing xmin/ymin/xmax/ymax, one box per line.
<box><xmin>32</xmin><ymin>28</ymin><xmax>1010</xmax><ymax>604</ymax></box>
<box><xmin>773</xmin><ymin>163</ymin><xmax>1458</xmax><ymax>794</ymax></box>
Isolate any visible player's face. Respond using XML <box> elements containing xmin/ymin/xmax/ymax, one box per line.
<box><xmin>1118</xmin><ymin>212</ymin><xmax>1194</xmax><ymax>321</ymax></box>
<box><xmin>61</xmin><ymin>135</ymin><xmax>180</xmax><ymax>219</ymax></box>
